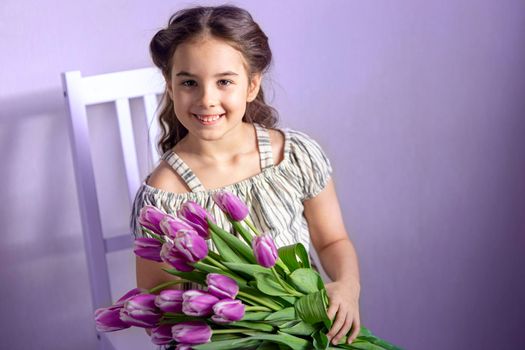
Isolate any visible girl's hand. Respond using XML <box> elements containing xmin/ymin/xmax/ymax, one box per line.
<box><xmin>325</xmin><ymin>279</ymin><xmax>361</xmax><ymax>345</ymax></box>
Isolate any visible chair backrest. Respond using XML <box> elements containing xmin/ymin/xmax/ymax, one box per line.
<box><xmin>61</xmin><ymin>67</ymin><xmax>165</xmax><ymax>349</ymax></box>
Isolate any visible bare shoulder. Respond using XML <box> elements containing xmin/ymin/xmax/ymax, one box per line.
<box><xmin>268</xmin><ymin>128</ymin><xmax>285</xmax><ymax>165</ymax></box>
<box><xmin>146</xmin><ymin>160</ymin><xmax>190</xmax><ymax>194</ymax></box>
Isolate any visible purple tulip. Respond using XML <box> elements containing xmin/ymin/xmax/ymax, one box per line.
<box><xmin>252</xmin><ymin>234</ymin><xmax>278</xmax><ymax>268</ymax></box>
<box><xmin>182</xmin><ymin>290</ymin><xmax>219</xmax><ymax>317</ymax></box>
<box><xmin>115</xmin><ymin>288</ymin><xmax>145</xmax><ymax>306</ymax></box>
<box><xmin>133</xmin><ymin>237</ymin><xmax>163</xmax><ymax>262</ymax></box>
<box><xmin>211</xmin><ymin>299</ymin><xmax>245</xmax><ymax>323</ymax></box>
<box><xmin>172</xmin><ymin>321</ymin><xmax>212</xmax><ymax>345</ymax></box>
<box><xmin>94</xmin><ymin>307</ymin><xmax>130</xmax><ymax>332</ymax></box>
<box><xmin>172</xmin><ymin>229</ymin><xmax>208</xmax><ymax>263</ymax></box>
<box><xmin>177</xmin><ymin>201</ymin><xmax>215</xmax><ymax>239</ymax></box>
<box><xmin>150</xmin><ymin>324</ymin><xmax>173</xmax><ymax>345</ymax></box>
<box><xmin>212</xmin><ymin>191</ymin><xmax>249</xmax><ymax>221</ymax></box>
<box><xmin>159</xmin><ymin>215</ymin><xmax>194</xmax><ymax>239</ymax></box>
<box><xmin>120</xmin><ymin>294</ymin><xmax>161</xmax><ymax>328</ymax></box>
<box><xmin>139</xmin><ymin>205</ymin><xmax>170</xmax><ymax>235</ymax></box>
<box><xmin>161</xmin><ymin>241</ymin><xmax>194</xmax><ymax>272</ymax></box>
<box><xmin>206</xmin><ymin>273</ymin><xmax>239</xmax><ymax>299</ymax></box>
<box><xmin>155</xmin><ymin>289</ymin><xmax>184</xmax><ymax>313</ymax></box>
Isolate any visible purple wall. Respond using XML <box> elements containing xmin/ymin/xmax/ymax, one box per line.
<box><xmin>1</xmin><ymin>0</ymin><xmax>524</xmax><ymax>349</ymax></box>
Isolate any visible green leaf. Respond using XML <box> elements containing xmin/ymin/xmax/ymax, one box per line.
<box><xmin>193</xmin><ymin>338</ymin><xmax>261</xmax><ymax>350</ymax></box>
<box><xmin>208</xmin><ymin>220</ymin><xmax>257</xmax><ymax>264</ymax></box>
<box><xmin>231</xmin><ymin>331</ymin><xmax>312</xmax><ymax>350</ymax></box>
<box><xmin>254</xmin><ymin>271</ymin><xmax>294</xmax><ymax>296</ymax></box>
<box><xmin>229</xmin><ymin>321</ymin><xmax>274</xmax><ymax>332</ymax></box>
<box><xmin>279</xmin><ymin>320</ymin><xmax>319</xmax><ymax>336</ymax></box>
<box><xmin>256</xmin><ymin>341</ymin><xmax>280</xmax><ymax>350</ymax></box>
<box><xmin>313</xmin><ymin>329</ymin><xmax>329</xmax><ymax>350</ymax></box>
<box><xmin>242</xmin><ymin>311</ymin><xmax>272</xmax><ymax>321</ymax></box>
<box><xmin>295</xmin><ymin>290</ymin><xmax>330</xmax><ymax>326</ymax></box>
<box><xmin>334</xmin><ymin>340</ymin><xmax>386</xmax><ymax>350</ymax></box>
<box><xmin>278</xmin><ymin>243</ymin><xmax>311</xmax><ymax>272</ymax></box>
<box><xmin>279</xmin><ymin>295</ymin><xmax>297</xmax><ymax>305</ymax></box>
<box><xmin>210</xmin><ymin>230</ymin><xmax>248</xmax><ymax>264</ymax></box>
<box><xmin>223</xmin><ymin>262</ymin><xmax>270</xmax><ymax>279</ymax></box>
<box><xmin>210</xmin><ymin>333</ymin><xmax>243</xmax><ymax>342</ymax></box>
<box><xmin>355</xmin><ymin>335</ymin><xmax>404</xmax><ymax>350</ymax></box>
<box><xmin>264</xmin><ymin>307</ymin><xmax>296</xmax><ymax>321</ymax></box>
<box><xmin>161</xmin><ymin>269</ymin><xmax>207</xmax><ymax>284</ymax></box>
<box><xmin>289</xmin><ymin>268</ymin><xmax>323</xmax><ymax>294</ymax></box>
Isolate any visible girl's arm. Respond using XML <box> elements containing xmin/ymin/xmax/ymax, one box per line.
<box><xmin>303</xmin><ymin>178</ymin><xmax>361</xmax><ymax>345</ymax></box>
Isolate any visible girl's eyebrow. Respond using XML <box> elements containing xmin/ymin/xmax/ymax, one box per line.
<box><xmin>175</xmin><ymin>71</ymin><xmax>239</xmax><ymax>77</ymax></box>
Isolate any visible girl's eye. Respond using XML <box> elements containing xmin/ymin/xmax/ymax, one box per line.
<box><xmin>218</xmin><ymin>79</ymin><xmax>233</xmax><ymax>86</ymax></box>
<box><xmin>181</xmin><ymin>80</ymin><xmax>197</xmax><ymax>87</ymax></box>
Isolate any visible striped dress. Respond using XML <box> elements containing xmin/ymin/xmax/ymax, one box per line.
<box><xmin>130</xmin><ymin>123</ymin><xmax>333</xmax><ymax>288</ymax></box>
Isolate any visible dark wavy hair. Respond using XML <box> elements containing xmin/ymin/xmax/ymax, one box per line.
<box><xmin>150</xmin><ymin>5</ymin><xmax>279</xmax><ymax>154</ymax></box>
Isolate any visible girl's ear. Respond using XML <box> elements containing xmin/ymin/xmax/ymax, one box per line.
<box><xmin>247</xmin><ymin>73</ymin><xmax>262</xmax><ymax>102</ymax></box>
<box><xmin>165</xmin><ymin>76</ymin><xmax>174</xmax><ymax>100</ymax></box>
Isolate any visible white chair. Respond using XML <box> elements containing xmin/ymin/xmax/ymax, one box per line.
<box><xmin>61</xmin><ymin>67</ymin><xmax>165</xmax><ymax>349</ymax></box>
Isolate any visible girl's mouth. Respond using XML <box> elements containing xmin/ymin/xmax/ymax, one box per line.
<box><xmin>192</xmin><ymin>114</ymin><xmax>225</xmax><ymax>126</ymax></box>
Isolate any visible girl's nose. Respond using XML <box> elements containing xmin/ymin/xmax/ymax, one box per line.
<box><xmin>197</xmin><ymin>85</ymin><xmax>219</xmax><ymax>107</ymax></box>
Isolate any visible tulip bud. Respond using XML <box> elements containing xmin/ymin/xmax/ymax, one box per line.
<box><xmin>120</xmin><ymin>294</ymin><xmax>161</xmax><ymax>328</ymax></box>
<box><xmin>159</xmin><ymin>215</ymin><xmax>193</xmax><ymax>239</ymax></box>
<box><xmin>172</xmin><ymin>229</ymin><xmax>208</xmax><ymax>263</ymax></box>
<box><xmin>211</xmin><ymin>299</ymin><xmax>245</xmax><ymax>323</ymax></box>
<box><xmin>160</xmin><ymin>241</ymin><xmax>194</xmax><ymax>272</ymax></box>
<box><xmin>115</xmin><ymin>288</ymin><xmax>145</xmax><ymax>306</ymax></box>
<box><xmin>155</xmin><ymin>289</ymin><xmax>184</xmax><ymax>314</ymax></box>
<box><xmin>94</xmin><ymin>307</ymin><xmax>130</xmax><ymax>332</ymax></box>
<box><xmin>206</xmin><ymin>273</ymin><xmax>239</xmax><ymax>299</ymax></box>
<box><xmin>150</xmin><ymin>324</ymin><xmax>173</xmax><ymax>345</ymax></box>
<box><xmin>182</xmin><ymin>290</ymin><xmax>219</xmax><ymax>317</ymax></box>
<box><xmin>138</xmin><ymin>205</ymin><xmax>169</xmax><ymax>235</ymax></box>
<box><xmin>252</xmin><ymin>234</ymin><xmax>278</xmax><ymax>268</ymax></box>
<box><xmin>177</xmin><ymin>201</ymin><xmax>215</xmax><ymax>239</ymax></box>
<box><xmin>212</xmin><ymin>191</ymin><xmax>249</xmax><ymax>221</ymax></box>
<box><xmin>172</xmin><ymin>321</ymin><xmax>212</xmax><ymax>345</ymax></box>
<box><xmin>133</xmin><ymin>237</ymin><xmax>163</xmax><ymax>262</ymax></box>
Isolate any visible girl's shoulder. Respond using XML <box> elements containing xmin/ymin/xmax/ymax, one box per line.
<box><xmin>146</xmin><ymin>160</ymin><xmax>189</xmax><ymax>194</ymax></box>
<box><xmin>267</xmin><ymin>127</ymin><xmax>286</xmax><ymax>165</ymax></box>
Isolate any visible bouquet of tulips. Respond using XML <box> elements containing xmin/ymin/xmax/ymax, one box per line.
<box><xmin>94</xmin><ymin>191</ymin><xmax>402</xmax><ymax>350</ymax></box>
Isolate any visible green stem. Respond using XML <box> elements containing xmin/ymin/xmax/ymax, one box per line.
<box><xmin>237</xmin><ymin>291</ymin><xmax>281</xmax><ymax>311</ymax></box>
<box><xmin>208</xmin><ymin>250</ymin><xmax>223</xmax><ymax>262</ymax></box>
<box><xmin>244</xmin><ymin>218</ymin><xmax>261</xmax><ymax>237</ymax></box>
<box><xmin>245</xmin><ymin>305</ymin><xmax>272</xmax><ymax>312</ymax></box>
<box><xmin>203</xmin><ymin>256</ymin><xmax>229</xmax><ymax>270</ymax></box>
<box><xmin>275</xmin><ymin>258</ymin><xmax>291</xmax><ymax>274</ymax></box>
<box><xmin>213</xmin><ymin>328</ymin><xmax>255</xmax><ymax>334</ymax></box>
<box><xmin>271</xmin><ymin>267</ymin><xmax>303</xmax><ymax>297</ymax></box>
<box><xmin>147</xmin><ymin>280</ymin><xmax>186</xmax><ymax>294</ymax></box>
<box><xmin>141</xmin><ymin>227</ymin><xmax>165</xmax><ymax>243</ymax></box>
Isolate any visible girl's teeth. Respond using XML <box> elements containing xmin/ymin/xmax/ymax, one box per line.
<box><xmin>195</xmin><ymin>114</ymin><xmax>223</xmax><ymax>122</ymax></box>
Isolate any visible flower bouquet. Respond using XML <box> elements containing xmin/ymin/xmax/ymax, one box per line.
<box><xmin>95</xmin><ymin>191</ymin><xmax>402</xmax><ymax>349</ymax></box>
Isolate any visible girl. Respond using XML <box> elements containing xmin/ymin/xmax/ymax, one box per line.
<box><xmin>131</xmin><ymin>4</ymin><xmax>361</xmax><ymax>347</ymax></box>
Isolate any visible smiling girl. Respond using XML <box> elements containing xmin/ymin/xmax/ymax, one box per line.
<box><xmin>131</xmin><ymin>5</ymin><xmax>361</xmax><ymax>347</ymax></box>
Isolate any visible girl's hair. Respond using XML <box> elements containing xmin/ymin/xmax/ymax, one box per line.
<box><xmin>150</xmin><ymin>5</ymin><xmax>278</xmax><ymax>154</ymax></box>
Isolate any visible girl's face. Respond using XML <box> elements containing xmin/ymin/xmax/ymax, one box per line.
<box><xmin>167</xmin><ymin>36</ymin><xmax>261</xmax><ymax>142</ymax></box>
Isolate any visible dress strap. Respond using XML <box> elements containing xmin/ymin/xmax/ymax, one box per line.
<box><xmin>254</xmin><ymin>123</ymin><xmax>274</xmax><ymax>170</ymax></box>
<box><xmin>161</xmin><ymin>151</ymin><xmax>207</xmax><ymax>192</ymax></box>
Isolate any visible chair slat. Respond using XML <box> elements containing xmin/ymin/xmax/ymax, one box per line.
<box><xmin>143</xmin><ymin>93</ymin><xmax>160</xmax><ymax>166</ymax></box>
<box><xmin>115</xmin><ymin>98</ymin><xmax>141</xmax><ymax>205</ymax></box>
<box><xmin>80</xmin><ymin>68</ymin><xmax>165</xmax><ymax>105</ymax></box>
<box><xmin>61</xmin><ymin>71</ymin><xmax>113</xmax><ymax>310</ymax></box>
